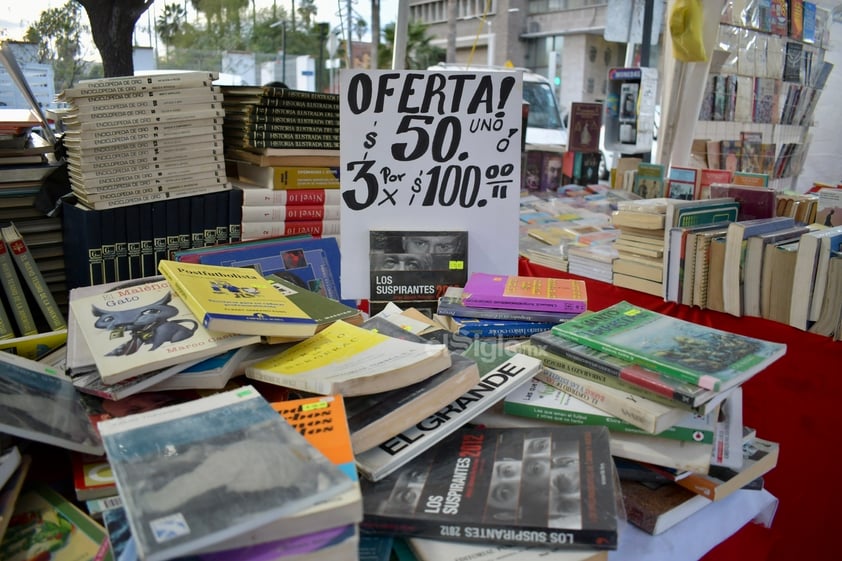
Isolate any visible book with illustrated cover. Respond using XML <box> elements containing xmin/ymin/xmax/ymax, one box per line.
<box><xmin>0</xmin><ymin>350</ymin><xmax>103</xmax><ymax>455</ymax></box>
<box><xmin>359</xmin><ymin>425</ymin><xmax>619</xmax><ymax>550</ymax></box>
<box><xmin>550</xmin><ymin>301</ymin><xmax>787</xmax><ymax>392</ymax></box>
<box><xmin>355</xmin><ymin>341</ymin><xmax>543</xmax><ymax>482</ymax></box>
<box><xmin>97</xmin><ymin>385</ymin><xmax>354</xmax><ymax>561</ymax></box>
<box><xmin>0</xmin><ymin>454</ymin><xmax>31</xmax><ymax>545</ymax></box>
<box><xmin>157</xmin><ymin>259</ymin><xmax>323</xmax><ymax>338</ymax></box>
<box><xmin>245</xmin><ymin>319</ymin><xmax>451</xmax><ymax>396</ymax></box>
<box><xmin>69</xmin><ymin>276</ymin><xmax>259</xmax><ymax>384</ymax></box>
<box><xmin>0</xmin><ymin>328</ymin><xmax>67</xmax><ymax>361</ymax></box>
<box><xmin>461</xmin><ymin>273</ymin><xmax>587</xmax><ymax>314</ymax></box>
<box><xmin>0</xmin><ymin>483</ymin><xmax>113</xmax><ymax>561</ymax></box>
<box><xmin>437</xmin><ymin>286</ymin><xmax>579</xmax><ymax>323</ymax></box>
<box><xmin>448</xmin><ymin>316</ymin><xmax>559</xmax><ymax>339</ymax></box>
<box><xmin>71</xmin><ymin>452</ymin><xmax>116</xmax><ymax>501</ymax></box>
<box><xmin>343</xmin><ymin>315</ymin><xmax>481</xmax><ymax>454</ymax></box>
<box><xmin>369</xmin><ymin>230</ymin><xmax>469</xmax><ymax>317</ymax></box>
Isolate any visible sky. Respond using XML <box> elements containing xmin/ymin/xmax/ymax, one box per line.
<box><xmin>0</xmin><ymin>0</ymin><xmax>399</xmax><ymax>49</ymax></box>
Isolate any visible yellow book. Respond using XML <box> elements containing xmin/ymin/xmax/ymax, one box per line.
<box><xmin>157</xmin><ymin>259</ymin><xmax>318</xmax><ymax>338</ymax></box>
<box><xmin>245</xmin><ymin>320</ymin><xmax>451</xmax><ymax>396</ymax></box>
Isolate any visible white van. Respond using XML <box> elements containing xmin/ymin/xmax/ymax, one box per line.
<box><xmin>427</xmin><ymin>63</ymin><xmax>568</xmax><ymax>148</ymax></box>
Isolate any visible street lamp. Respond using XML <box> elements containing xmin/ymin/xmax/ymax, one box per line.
<box><xmin>270</xmin><ymin>20</ymin><xmax>287</xmax><ymax>85</ymax></box>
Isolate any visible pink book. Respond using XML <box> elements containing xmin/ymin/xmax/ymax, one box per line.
<box><xmin>461</xmin><ymin>272</ymin><xmax>588</xmax><ymax>314</ymax></box>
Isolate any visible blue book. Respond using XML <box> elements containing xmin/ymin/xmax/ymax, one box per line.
<box><xmin>61</xmin><ymin>200</ymin><xmax>103</xmax><ymax>289</ymax></box>
<box><xmin>213</xmin><ymin>190</ymin><xmax>230</xmax><ymax>245</ymax></box>
<box><xmin>125</xmin><ymin>204</ymin><xmax>143</xmax><ymax>279</ymax></box>
<box><xmin>192</xmin><ymin>236</ymin><xmax>353</xmax><ymax>307</ymax></box>
<box><xmin>451</xmin><ymin>316</ymin><xmax>559</xmax><ymax>338</ymax></box>
<box><xmin>100</xmin><ymin>207</ymin><xmax>118</xmax><ymax>283</ymax></box>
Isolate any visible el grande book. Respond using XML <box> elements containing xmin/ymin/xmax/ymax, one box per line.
<box><xmin>360</xmin><ymin>425</ymin><xmax>618</xmax><ymax>550</ymax></box>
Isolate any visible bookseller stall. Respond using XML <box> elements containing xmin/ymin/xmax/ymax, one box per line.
<box><xmin>519</xmin><ymin>256</ymin><xmax>840</xmax><ymax>561</ymax></box>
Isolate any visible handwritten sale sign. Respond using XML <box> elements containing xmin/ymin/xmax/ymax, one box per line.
<box><xmin>339</xmin><ymin>69</ymin><xmax>523</xmax><ymax>300</ymax></box>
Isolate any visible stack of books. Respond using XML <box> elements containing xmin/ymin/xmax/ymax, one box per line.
<box><xmin>480</xmin><ymin>300</ymin><xmax>785</xmax><ymax>536</ymax></box>
<box><xmin>434</xmin><ymin>273</ymin><xmax>586</xmax><ymax>339</ymax></box>
<box><xmin>609</xmin><ymin>198</ymin><xmax>669</xmax><ymax>296</ymax></box>
<box><xmin>56</xmin><ymin>71</ymin><xmax>231</xmax><ymax>210</ymax></box>
<box><xmin>221</xmin><ymin>85</ymin><xmax>341</xmax><ymax>240</ymax></box>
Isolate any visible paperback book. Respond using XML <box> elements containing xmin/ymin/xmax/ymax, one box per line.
<box><xmin>360</xmin><ymin>425</ymin><xmax>619</xmax><ymax>550</ymax></box>
<box><xmin>437</xmin><ymin>286</ymin><xmax>579</xmax><ymax>323</ymax></box>
<box><xmin>68</xmin><ymin>276</ymin><xmax>260</xmax><ymax>384</ymax></box>
<box><xmin>244</xmin><ymin>319</ymin><xmax>451</xmax><ymax>396</ymax></box>
<box><xmin>354</xmin><ymin>341</ymin><xmax>543</xmax><ymax>482</ymax></box>
<box><xmin>461</xmin><ymin>272</ymin><xmax>588</xmax><ymax>314</ymax></box>
<box><xmin>550</xmin><ymin>301</ymin><xmax>787</xmax><ymax>392</ymax></box>
<box><xmin>0</xmin><ymin>350</ymin><xmax>103</xmax><ymax>455</ymax></box>
<box><xmin>157</xmin><ymin>259</ymin><xmax>323</xmax><ymax>338</ymax></box>
<box><xmin>97</xmin><ymin>385</ymin><xmax>353</xmax><ymax>561</ymax></box>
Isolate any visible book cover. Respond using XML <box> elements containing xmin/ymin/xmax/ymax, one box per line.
<box><xmin>789</xmin><ymin>225</ymin><xmax>842</xmax><ymax>329</ymax></box>
<box><xmin>157</xmin><ymin>259</ymin><xmax>323</xmax><ymax>338</ymax></box>
<box><xmin>550</xmin><ymin>301</ymin><xmax>787</xmax><ymax>392</ymax></box>
<box><xmin>68</xmin><ymin>275</ymin><xmax>260</xmax><ymax>384</ymax></box>
<box><xmin>148</xmin><ymin>345</ymin><xmax>258</xmax><ymax>391</ymax></box>
<box><xmin>0</xmin><ymin>483</ymin><xmax>114</xmax><ymax>561</ymax></box>
<box><xmin>245</xmin><ymin>319</ymin><xmax>451</xmax><ymax>396</ymax></box>
<box><xmin>677</xmin><ymin>437</ymin><xmax>779</xmax><ymax>501</ymax></box>
<box><xmin>0</xmin><ymin>328</ymin><xmax>67</xmax><ymax>361</ymax></box>
<box><xmin>236</xmin><ymin>161</ymin><xmax>340</xmax><ymax>189</ymax></box>
<box><xmin>240</xmin><ymin>219</ymin><xmax>340</xmax><ymax>241</ymax></box>
<box><xmin>97</xmin><ymin>385</ymin><xmax>353</xmax><ymax>561</ymax></box>
<box><xmin>709</xmin><ymin>184</ymin><xmax>776</xmax><ymax>221</ymax></box>
<box><xmin>808</xmin><ymin>224</ymin><xmax>842</xmax><ymax>323</ymax></box>
<box><xmin>71</xmin><ymin>452</ymin><xmax>116</xmax><ymax>501</ymax></box>
<box><xmin>1</xmin><ymin>222</ymin><xmax>66</xmax><ymax>331</ymax></box>
<box><xmin>633</xmin><ymin>163</ymin><xmax>665</xmax><ymax>199</ymax></box>
<box><xmin>742</xmin><ymin>225</ymin><xmax>810</xmax><ymax>317</ymax></box>
<box><xmin>0</xmin><ymin>349</ymin><xmax>103</xmax><ymax>455</ymax></box>
<box><xmin>344</xmin><ymin>316</ymin><xmax>481</xmax><ymax>454</ymax></box>
<box><xmin>263</xmin><ymin>274</ymin><xmax>363</xmax><ymax>339</ymax></box>
<box><xmin>503</xmin><ymin>376</ymin><xmax>715</xmax><ymax>441</ymax></box>
<box><xmin>461</xmin><ymin>273</ymin><xmax>587</xmax><ymax>314</ymax></box>
<box><xmin>568</xmin><ymin>102</ymin><xmax>603</xmax><ymax>153</ymax></box>
<box><xmin>369</xmin><ymin>229</ymin><xmax>468</xmax><ymax>316</ymax></box>
<box><xmin>360</xmin><ymin>425</ymin><xmax>619</xmax><ymax>549</ymax></box>
<box><xmin>354</xmin><ymin>342</ymin><xmax>543</xmax><ymax>482</ymax></box>
<box><xmin>619</xmin><ymin>479</ymin><xmax>711</xmax><ymax>535</ymax></box>
<box><xmin>0</xmin><ymin>454</ymin><xmax>31</xmax><ymax>545</ymax></box>
<box><xmin>450</xmin><ymin>316</ymin><xmax>559</xmax><ymax>339</ymax></box>
<box><xmin>719</xmin><ymin>140</ymin><xmax>742</xmax><ymax>175</ymax></box>
<box><xmin>61</xmin><ymin>199</ymin><xmax>105</xmax><ymax>290</ymax></box>
<box><xmin>0</xmin><ymin>231</ymin><xmax>37</xmax><ymax>336</ymax></box>
<box><xmin>237</xmin><ymin>185</ymin><xmax>342</xmax><ymax>206</ymax></box>
<box><xmin>437</xmin><ymin>286</ymin><xmax>579</xmax><ymax>324</ymax></box>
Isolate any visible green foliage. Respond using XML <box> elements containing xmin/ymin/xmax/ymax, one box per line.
<box><xmin>23</xmin><ymin>1</ymin><xmax>87</xmax><ymax>90</ymax></box>
<box><xmin>378</xmin><ymin>20</ymin><xmax>445</xmax><ymax>70</ymax></box>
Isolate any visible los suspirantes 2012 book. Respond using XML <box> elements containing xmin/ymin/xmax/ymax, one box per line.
<box><xmin>359</xmin><ymin>425</ymin><xmax>619</xmax><ymax>550</ymax></box>
<box><xmin>97</xmin><ymin>385</ymin><xmax>354</xmax><ymax>561</ymax></box>
<box><xmin>550</xmin><ymin>301</ymin><xmax>787</xmax><ymax>392</ymax></box>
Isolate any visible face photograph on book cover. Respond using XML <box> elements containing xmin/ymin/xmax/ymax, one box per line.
<box><xmin>378</xmin><ymin>463</ymin><xmax>433</xmax><ymax>516</ymax></box>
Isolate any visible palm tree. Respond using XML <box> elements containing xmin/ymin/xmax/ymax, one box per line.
<box><xmin>379</xmin><ymin>20</ymin><xmax>444</xmax><ymax>70</ymax></box>
<box><xmin>297</xmin><ymin>0</ymin><xmax>317</xmax><ymax>29</ymax></box>
<box><xmin>157</xmin><ymin>3</ymin><xmax>187</xmax><ymax>61</ymax></box>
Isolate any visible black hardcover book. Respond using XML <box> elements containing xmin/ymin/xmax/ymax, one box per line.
<box><xmin>113</xmin><ymin>205</ymin><xmax>129</xmax><ymax>281</ymax></box>
<box><xmin>177</xmin><ymin>197</ymin><xmax>192</xmax><ymax>253</ymax></box>
<box><xmin>165</xmin><ymin>198</ymin><xmax>181</xmax><ymax>260</ymax></box>
<box><xmin>360</xmin><ymin>425</ymin><xmax>619</xmax><ymax>550</ymax></box>
<box><xmin>214</xmin><ymin>191</ymin><xmax>230</xmax><ymax>246</ymax></box>
<box><xmin>100</xmin><ymin>207</ymin><xmax>117</xmax><ymax>283</ymax></box>
<box><xmin>190</xmin><ymin>194</ymin><xmax>205</xmax><ymax>249</ymax></box>
<box><xmin>202</xmin><ymin>192</ymin><xmax>218</xmax><ymax>247</ymax></box>
<box><xmin>369</xmin><ymin>230</ymin><xmax>468</xmax><ymax>314</ymax></box>
<box><xmin>138</xmin><ymin>202</ymin><xmax>156</xmax><ymax>277</ymax></box>
<box><xmin>124</xmin><ymin>203</ymin><xmax>142</xmax><ymax>280</ymax></box>
<box><xmin>61</xmin><ymin>200</ymin><xmax>103</xmax><ymax>289</ymax></box>
<box><xmin>150</xmin><ymin>200</ymin><xmax>168</xmax><ymax>267</ymax></box>
<box><xmin>228</xmin><ymin>187</ymin><xmax>243</xmax><ymax>244</ymax></box>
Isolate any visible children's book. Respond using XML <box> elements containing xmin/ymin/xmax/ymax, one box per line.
<box><xmin>97</xmin><ymin>385</ymin><xmax>353</xmax><ymax>561</ymax></box>
<box><xmin>354</xmin><ymin>341</ymin><xmax>543</xmax><ymax>482</ymax></box>
<box><xmin>244</xmin><ymin>319</ymin><xmax>451</xmax><ymax>396</ymax></box>
<box><xmin>157</xmin><ymin>259</ymin><xmax>322</xmax><ymax>339</ymax></box>
<box><xmin>0</xmin><ymin>350</ymin><xmax>103</xmax><ymax>455</ymax></box>
<box><xmin>550</xmin><ymin>301</ymin><xmax>787</xmax><ymax>393</ymax></box>
<box><xmin>461</xmin><ymin>272</ymin><xmax>587</xmax><ymax>314</ymax></box>
<box><xmin>359</xmin><ymin>425</ymin><xmax>619</xmax><ymax>550</ymax></box>
<box><xmin>0</xmin><ymin>483</ymin><xmax>114</xmax><ymax>561</ymax></box>
<box><xmin>68</xmin><ymin>275</ymin><xmax>260</xmax><ymax>384</ymax></box>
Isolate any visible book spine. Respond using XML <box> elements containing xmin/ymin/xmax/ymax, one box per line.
<box><xmin>224</xmin><ymin>125</ymin><xmax>339</xmax><ymax>138</ymax></box>
<box><xmin>0</xmin><ymin>237</ymin><xmax>38</xmax><ymax>335</ymax></box>
<box><xmin>64</xmin><ymin>120</ymin><xmax>223</xmax><ymax>149</ymax></box>
<box><xmin>61</xmin><ymin>200</ymin><xmax>104</xmax><ymax>289</ymax></box>
<box><xmin>78</xmin><ymin>182</ymin><xmax>231</xmax><ymax>211</ymax></box>
<box><xmin>70</xmin><ymin>92</ymin><xmax>224</xmax><ymax>115</ymax></box>
<box><xmin>228</xmin><ymin>186</ymin><xmax>243</xmax><ymax>244</ymax></box>
<box><xmin>239</xmin><ymin>187</ymin><xmax>341</xmax><ymax>206</ymax></box>
<box><xmin>259</xmin><ymin>97</ymin><xmax>340</xmax><ymax>111</ymax></box>
<box><xmin>156</xmin><ymin>265</ymin><xmax>209</xmax><ymax>329</ymax></box>
<box><xmin>0</xmin><ymin>293</ymin><xmax>14</xmax><ymax>339</ymax></box>
<box><xmin>2</xmin><ymin>226</ymin><xmax>67</xmax><ymax>331</ymax></box>
<box><xmin>233</xmin><ymin>138</ymin><xmax>342</xmax><ymax>150</ymax></box>
<box><xmin>151</xmin><ymin>200</ymin><xmax>169</xmax><ymax>268</ymax></box>
<box><xmin>241</xmin><ymin>219</ymin><xmax>341</xmax><ymax>240</ymax></box>
<box><xmin>464</xmin><ymin>293</ymin><xmax>586</xmax><ymax>314</ymax></box>
<box><xmin>125</xmin><ymin>204</ymin><xmax>143</xmax><ymax>280</ymax></box>
<box><xmin>237</xmin><ymin>121</ymin><xmax>340</xmax><ymax>134</ymax></box>
<box><xmin>261</xmin><ymin>88</ymin><xmax>339</xmax><ymax>103</ymax></box>
<box><xmin>190</xmin><ymin>195</ymin><xmax>205</xmax><ymax>249</ymax></box>
<box><xmin>71</xmin><ymin>154</ymin><xmax>224</xmax><ymax>180</ymax></box>
<box><xmin>62</xmin><ymin>72</ymin><xmax>217</xmax><ymax>96</ymax></box>
<box><xmin>214</xmin><ymin>191</ymin><xmax>230</xmax><ymax>246</ymax></box>
<box><xmin>100</xmin><ymin>208</ymin><xmax>118</xmax><ymax>283</ymax></box>
<box><xmin>69</xmin><ymin>85</ymin><xmax>220</xmax><ymax>105</ymax></box>
<box><xmin>72</xmin><ymin>162</ymin><xmax>225</xmax><ymax>190</ymax></box>
<box><xmin>228</xmin><ymin>114</ymin><xmax>341</xmax><ymax>128</ymax></box>
<box><xmin>77</xmin><ymin>140</ymin><xmax>224</xmax><ymax>168</ymax></box>
<box><xmin>437</xmin><ymin>298</ymin><xmax>575</xmax><ymax>323</ymax></box>
<box><xmin>454</xmin><ymin>320</ymin><xmax>558</xmax><ymax>338</ymax></box>
<box><xmin>113</xmin><ymin>206</ymin><xmax>130</xmax><ymax>281</ymax></box>
<box><xmin>176</xmin><ymin>197</ymin><xmax>192</xmax><ymax>252</ymax></box>
<box><xmin>70</xmin><ymin>107</ymin><xmax>226</xmax><ymax>131</ymax></box>
<box><xmin>240</xmin><ymin>204</ymin><xmax>340</xmax><ymax>222</ymax></box>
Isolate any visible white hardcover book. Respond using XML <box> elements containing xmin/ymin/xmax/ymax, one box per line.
<box><xmin>97</xmin><ymin>385</ymin><xmax>354</xmax><ymax>561</ymax></box>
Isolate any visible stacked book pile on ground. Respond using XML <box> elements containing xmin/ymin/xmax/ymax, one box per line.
<box><xmin>433</xmin><ymin>273</ymin><xmax>586</xmax><ymax>340</ymax></box>
<box><xmin>476</xmin><ymin>300</ymin><xmax>785</xmax><ymax>537</ymax></box>
<box><xmin>56</xmin><ymin>71</ymin><xmax>231</xmax><ymax>210</ymax></box>
<box><xmin>221</xmin><ymin>85</ymin><xmax>340</xmax><ymax>240</ymax></box>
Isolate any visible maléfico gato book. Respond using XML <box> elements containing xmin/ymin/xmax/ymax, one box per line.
<box><xmin>359</xmin><ymin>425</ymin><xmax>619</xmax><ymax>550</ymax></box>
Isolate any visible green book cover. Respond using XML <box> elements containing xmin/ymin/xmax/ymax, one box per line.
<box><xmin>550</xmin><ymin>301</ymin><xmax>787</xmax><ymax>392</ymax></box>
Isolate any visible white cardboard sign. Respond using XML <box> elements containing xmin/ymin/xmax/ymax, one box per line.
<box><xmin>339</xmin><ymin>69</ymin><xmax>523</xmax><ymax>300</ymax></box>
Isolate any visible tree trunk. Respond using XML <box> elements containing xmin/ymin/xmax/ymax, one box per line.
<box><xmin>77</xmin><ymin>0</ymin><xmax>154</xmax><ymax>77</ymax></box>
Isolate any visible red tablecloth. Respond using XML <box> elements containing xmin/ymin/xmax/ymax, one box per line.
<box><xmin>519</xmin><ymin>257</ymin><xmax>841</xmax><ymax>561</ymax></box>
